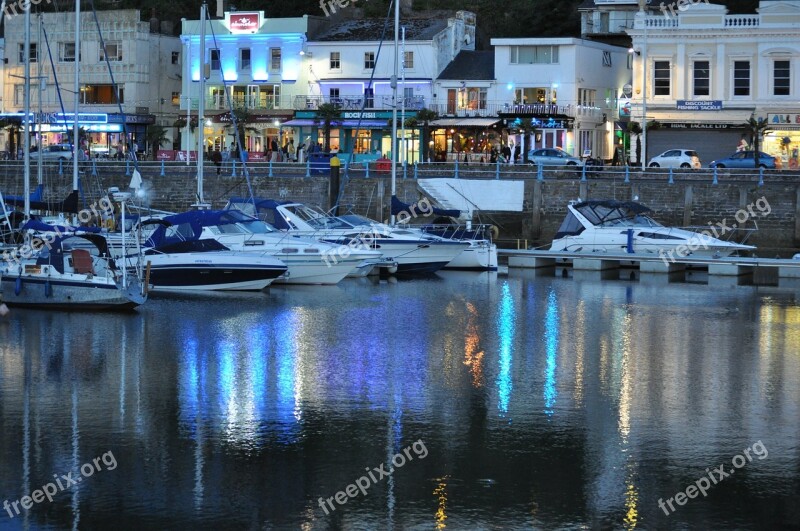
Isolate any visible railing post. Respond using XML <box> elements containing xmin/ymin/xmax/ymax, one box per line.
<box><xmin>537</xmin><ymin>164</ymin><xmax>544</xmax><ymax>181</ymax></box>
<box><xmin>414</xmin><ymin>161</ymin><xmax>418</xmax><ymax>179</ymax></box>
<box><xmin>364</xmin><ymin>160</ymin><xmax>370</xmax><ymax>178</ymax></box>
<box><xmin>268</xmin><ymin>160</ymin><xmax>273</xmax><ymax>178</ymax></box>
<box><xmin>231</xmin><ymin>159</ymin><xmax>237</xmax><ymax>177</ymax></box>
<box><xmin>668</xmin><ymin>167</ymin><xmax>674</xmax><ymax>185</ymax></box>
<box><xmin>712</xmin><ymin>166</ymin><xmax>718</xmax><ymax>185</ymax></box>
<box><xmin>160</xmin><ymin>160</ymin><xmax>166</xmax><ymax>177</ymax></box>
<box><xmin>58</xmin><ymin>158</ymin><xmax>63</xmax><ymax>175</ymax></box>
<box><xmin>91</xmin><ymin>158</ymin><xmax>98</xmax><ymax>177</ymax></box>
<box><xmin>624</xmin><ymin>165</ymin><xmax>629</xmax><ymax>183</ymax></box>
<box><xmin>402</xmin><ymin>160</ymin><xmax>407</xmax><ymax>179</ymax></box>
<box><xmin>454</xmin><ymin>157</ymin><xmax>459</xmax><ymax>179</ymax></box>
<box><xmin>758</xmin><ymin>166</ymin><xmax>764</xmax><ymax>186</ymax></box>
<box><xmin>581</xmin><ymin>163</ymin><xmax>587</xmax><ymax>182</ymax></box>
<box><xmin>125</xmin><ymin>159</ymin><xmax>130</xmax><ymax>176</ymax></box>
<box><xmin>495</xmin><ymin>158</ymin><xmax>500</xmax><ymax>179</ymax></box>
<box><xmin>305</xmin><ymin>157</ymin><xmax>310</xmax><ymax>178</ymax></box>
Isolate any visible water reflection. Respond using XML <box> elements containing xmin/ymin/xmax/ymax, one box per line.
<box><xmin>0</xmin><ymin>275</ymin><xmax>798</xmax><ymax>529</ymax></box>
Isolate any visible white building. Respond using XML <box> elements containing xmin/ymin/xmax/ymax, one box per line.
<box><xmin>490</xmin><ymin>37</ymin><xmax>630</xmax><ymax>161</ymax></box>
<box><xmin>627</xmin><ymin>0</ymin><xmax>800</xmax><ymax>166</ymax></box>
<box><xmin>2</xmin><ymin>9</ymin><xmax>182</xmax><ymax>157</ymax></box>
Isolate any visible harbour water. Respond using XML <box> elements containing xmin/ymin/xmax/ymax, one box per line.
<box><xmin>0</xmin><ymin>271</ymin><xmax>798</xmax><ymax>529</ymax></box>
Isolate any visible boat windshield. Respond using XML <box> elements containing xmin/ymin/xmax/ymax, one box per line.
<box><xmin>337</xmin><ymin>214</ymin><xmax>376</xmax><ymax>227</ymax></box>
<box><xmin>237</xmin><ymin>220</ymin><xmax>275</xmax><ymax>234</ymax></box>
<box><xmin>575</xmin><ymin>203</ymin><xmax>662</xmax><ymax>228</ymax></box>
<box><xmin>284</xmin><ymin>205</ymin><xmax>351</xmax><ymax>229</ymax></box>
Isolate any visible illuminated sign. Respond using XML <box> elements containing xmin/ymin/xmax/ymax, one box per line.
<box><xmin>676</xmin><ymin>100</ymin><xmax>722</xmax><ymax>111</ymax></box>
<box><xmin>767</xmin><ymin>113</ymin><xmax>800</xmax><ymax>125</ymax></box>
<box><xmin>227</xmin><ymin>12</ymin><xmax>260</xmax><ymax>33</ymax></box>
<box><xmin>0</xmin><ymin>112</ymin><xmax>109</xmax><ymax>124</ymax></box>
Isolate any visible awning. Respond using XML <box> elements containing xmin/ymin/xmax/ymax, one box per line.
<box><xmin>281</xmin><ymin>119</ymin><xmax>390</xmax><ymax>128</ymax></box>
<box><xmin>430</xmin><ymin>118</ymin><xmax>501</xmax><ymax>127</ymax></box>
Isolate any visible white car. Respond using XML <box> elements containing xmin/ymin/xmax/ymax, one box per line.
<box><xmin>648</xmin><ymin>149</ymin><xmax>701</xmax><ymax>169</ymax></box>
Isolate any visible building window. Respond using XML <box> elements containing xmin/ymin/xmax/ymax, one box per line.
<box><xmin>100</xmin><ymin>42</ymin><xmax>122</xmax><ymax>62</ymax></box>
<box><xmin>510</xmin><ymin>45</ymin><xmax>559</xmax><ymax>64</ymax></box>
<box><xmin>692</xmin><ymin>60</ymin><xmax>710</xmax><ymax>97</ymax></box>
<box><xmin>172</xmin><ymin>51</ymin><xmax>180</xmax><ymax>65</ymax></box>
<box><xmin>172</xmin><ymin>92</ymin><xmax>180</xmax><ymax>105</ymax></box>
<box><xmin>18</xmin><ymin>43</ymin><xmax>38</xmax><ymax>63</ymax></box>
<box><xmin>364</xmin><ymin>52</ymin><xmax>375</xmax><ymax>70</ymax></box>
<box><xmin>270</xmin><ymin>48</ymin><xmax>281</xmax><ymax>71</ymax></box>
<box><xmin>59</xmin><ymin>42</ymin><xmax>78</xmax><ymax>62</ymax></box>
<box><xmin>403</xmin><ymin>51</ymin><xmax>413</xmax><ymax>69</ymax></box>
<box><xmin>733</xmin><ymin>60</ymin><xmax>750</xmax><ymax>96</ymax></box>
<box><xmin>240</xmin><ymin>48</ymin><xmax>251</xmax><ymax>70</ymax></box>
<box><xmin>774</xmin><ymin>60</ymin><xmax>790</xmax><ymax>96</ymax></box>
<box><xmin>330</xmin><ymin>51</ymin><xmax>340</xmax><ymax>70</ymax></box>
<box><xmin>578</xmin><ymin>88</ymin><xmax>596</xmax><ymax>107</ymax></box>
<box><xmin>14</xmin><ymin>85</ymin><xmax>23</xmax><ymax>106</ymax></box>
<box><xmin>80</xmin><ymin>84</ymin><xmax>122</xmax><ymax>104</ymax></box>
<box><xmin>364</xmin><ymin>87</ymin><xmax>374</xmax><ymax>107</ymax></box>
<box><xmin>329</xmin><ymin>88</ymin><xmax>340</xmax><ymax>99</ymax></box>
<box><xmin>653</xmin><ymin>60</ymin><xmax>671</xmax><ymax>96</ymax></box>
<box><xmin>210</xmin><ymin>49</ymin><xmax>220</xmax><ymax>71</ymax></box>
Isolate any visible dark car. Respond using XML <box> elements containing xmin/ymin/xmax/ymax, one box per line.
<box><xmin>708</xmin><ymin>151</ymin><xmax>776</xmax><ymax>169</ymax></box>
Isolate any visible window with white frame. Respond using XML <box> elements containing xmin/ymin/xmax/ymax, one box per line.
<box><xmin>270</xmin><ymin>48</ymin><xmax>281</xmax><ymax>71</ymax></box>
<box><xmin>58</xmin><ymin>42</ymin><xmax>78</xmax><ymax>62</ymax></box>
<box><xmin>100</xmin><ymin>42</ymin><xmax>122</xmax><ymax>62</ymax></box>
<box><xmin>330</xmin><ymin>51</ymin><xmax>340</xmax><ymax>70</ymax></box>
<box><xmin>210</xmin><ymin>49</ymin><xmax>220</xmax><ymax>71</ymax></box>
<box><xmin>364</xmin><ymin>52</ymin><xmax>375</xmax><ymax>70</ymax></box>
<box><xmin>653</xmin><ymin>60</ymin><xmax>671</xmax><ymax>96</ymax></box>
<box><xmin>403</xmin><ymin>51</ymin><xmax>414</xmax><ymax>69</ymax></box>
<box><xmin>509</xmin><ymin>45</ymin><xmax>559</xmax><ymax>64</ymax></box>
<box><xmin>240</xmin><ymin>48</ymin><xmax>251</xmax><ymax>70</ymax></box>
<box><xmin>172</xmin><ymin>92</ymin><xmax>180</xmax><ymax>105</ymax></box>
<box><xmin>14</xmin><ymin>85</ymin><xmax>23</xmax><ymax>106</ymax></box>
<box><xmin>578</xmin><ymin>89</ymin><xmax>596</xmax><ymax>107</ymax></box>
<box><xmin>774</xmin><ymin>60</ymin><xmax>790</xmax><ymax>96</ymax></box>
<box><xmin>733</xmin><ymin>60</ymin><xmax>750</xmax><ymax>97</ymax></box>
<box><xmin>18</xmin><ymin>43</ymin><xmax>38</xmax><ymax>63</ymax></box>
<box><xmin>693</xmin><ymin>60</ymin><xmax>710</xmax><ymax>97</ymax></box>
<box><xmin>172</xmin><ymin>51</ymin><xmax>180</xmax><ymax>65</ymax></box>
<box><xmin>329</xmin><ymin>88</ymin><xmax>340</xmax><ymax>99</ymax></box>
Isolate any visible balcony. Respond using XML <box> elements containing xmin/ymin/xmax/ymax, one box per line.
<box><xmin>293</xmin><ymin>95</ymin><xmax>426</xmax><ymax>111</ymax></box>
<box><xmin>206</xmin><ymin>95</ymin><xmax>288</xmax><ymax>111</ymax></box>
<box><xmin>429</xmin><ymin>101</ymin><xmax>603</xmax><ymax>120</ymax></box>
<box><xmin>639</xmin><ymin>14</ymin><xmax>759</xmax><ymax>29</ymax></box>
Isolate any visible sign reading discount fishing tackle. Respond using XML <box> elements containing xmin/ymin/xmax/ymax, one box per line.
<box><xmin>676</xmin><ymin>100</ymin><xmax>723</xmax><ymax>111</ymax></box>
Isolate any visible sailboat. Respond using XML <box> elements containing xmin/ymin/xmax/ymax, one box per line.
<box><xmin>0</xmin><ymin>4</ymin><xmax>146</xmax><ymax>310</ymax></box>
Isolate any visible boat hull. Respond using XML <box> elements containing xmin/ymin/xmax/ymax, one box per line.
<box><xmin>444</xmin><ymin>243</ymin><xmax>498</xmax><ymax>271</ymax></box>
<box><xmin>144</xmin><ymin>253</ymin><xmax>287</xmax><ymax>292</ymax></box>
<box><xmin>1</xmin><ymin>276</ymin><xmax>143</xmax><ymax>310</ymax></box>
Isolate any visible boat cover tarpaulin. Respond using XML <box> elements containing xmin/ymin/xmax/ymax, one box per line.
<box><xmin>416</xmin><ymin>179</ymin><xmax>525</xmax><ymax>216</ymax></box>
<box><xmin>4</xmin><ymin>189</ymin><xmax>80</xmax><ymax>214</ymax></box>
<box><xmin>390</xmin><ymin>195</ymin><xmax>460</xmax><ymax>218</ymax></box>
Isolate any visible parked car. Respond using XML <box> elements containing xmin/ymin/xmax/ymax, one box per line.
<box><xmin>648</xmin><ymin>149</ymin><xmax>701</xmax><ymax>169</ymax></box>
<box><xmin>708</xmin><ymin>151</ymin><xmax>776</xmax><ymax>169</ymax></box>
<box><xmin>527</xmin><ymin>148</ymin><xmax>583</xmax><ymax>167</ymax></box>
<box><xmin>33</xmin><ymin>144</ymin><xmax>88</xmax><ymax>162</ymax></box>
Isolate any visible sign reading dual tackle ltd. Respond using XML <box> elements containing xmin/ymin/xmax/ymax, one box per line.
<box><xmin>676</xmin><ymin>100</ymin><xmax>723</xmax><ymax>111</ymax></box>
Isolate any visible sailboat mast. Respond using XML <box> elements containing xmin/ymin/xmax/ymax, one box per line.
<box><xmin>22</xmin><ymin>4</ymin><xmax>31</xmax><ymax>218</ymax></box>
<box><xmin>196</xmin><ymin>3</ymin><xmax>207</xmax><ymax>206</ymax></box>
<box><xmin>72</xmin><ymin>0</ymin><xmax>80</xmax><ymax>193</ymax></box>
<box><xmin>390</xmin><ymin>0</ymin><xmax>399</xmax><ymax>225</ymax></box>
<box><xmin>37</xmin><ymin>14</ymin><xmax>44</xmax><ymax>185</ymax></box>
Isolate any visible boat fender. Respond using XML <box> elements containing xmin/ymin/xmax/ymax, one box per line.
<box><xmin>44</xmin><ymin>280</ymin><xmax>52</xmax><ymax>298</ymax></box>
<box><xmin>489</xmin><ymin>225</ymin><xmax>500</xmax><ymax>241</ymax></box>
<box><xmin>14</xmin><ymin>276</ymin><xmax>22</xmax><ymax>296</ymax></box>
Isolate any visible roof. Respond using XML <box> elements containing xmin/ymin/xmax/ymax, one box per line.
<box><xmin>437</xmin><ymin>51</ymin><xmax>494</xmax><ymax>81</ymax></box>
<box><xmin>313</xmin><ymin>15</ymin><xmax>451</xmax><ymax>42</ymax></box>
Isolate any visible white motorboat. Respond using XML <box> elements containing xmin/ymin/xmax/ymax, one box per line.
<box><xmin>0</xmin><ymin>232</ymin><xmax>145</xmax><ymax>310</ymax></box>
<box><xmin>550</xmin><ymin>200</ymin><xmax>756</xmax><ymax>257</ymax></box>
<box><xmin>226</xmin><ymin>199</ymin><xmax>469</xmax><ymax>275</ymax></box>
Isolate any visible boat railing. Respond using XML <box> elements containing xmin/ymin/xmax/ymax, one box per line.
<box><xmin>419</xmin><ymin>223</ymin><xmax>493</xmax><ymax>242</ymax></box>
<box><xmin>681</xmin><ymin>225</ymin><xmax>759</xmax><ymax>245</ymax></box>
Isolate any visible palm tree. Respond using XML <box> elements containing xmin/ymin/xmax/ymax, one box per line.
<box><xmin>228</xmin><ymin>108</ymin><xmax>259</xmax><ymax>154</ymax></box>
<box><xmin>314</xmin><ymin>103</ymin><xmax>342</xmax><ymax>152</ymax></box>
<box><xmin>415</xmin><ymin>108</ymin><xmax>439</xmax><ymax>162</ymax></box>
<box><xmin>146</xmin><ymin>125</ymin><xmax>170</xmax><ymax>160</ymax></box>
<box><xmin>744</xmin><ymin>115</ymin><xmax>771</xmax><ymax>167</ymax></box>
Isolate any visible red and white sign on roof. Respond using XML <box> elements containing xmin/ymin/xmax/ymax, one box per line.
<box><xmin>227</xmin><ymin>12</ymin><xmax>261</xmax><ymax>33</ymax></box>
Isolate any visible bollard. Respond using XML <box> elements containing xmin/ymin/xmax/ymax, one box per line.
<box><xmin>581</xmin><ymin>164</ymin><xmax>587</xmax><ymax>182</ymax></box>
<box><xmin>758</xmin><ymin>166</ymin><xmax>764</xmax><ymax>186</ymax></box>
<box><xmin>712</xmin><ymin>166</ymin><xmax>718</xmax><ymax>185</ymax></box>
<box><xmin>232</xmin><ymin>159</ymin><xmax>237</xmax><ymax>177</ymax></box>
<box><xmin>160</xmin><ymin>159</ymin><xmax>166</xmax><ymax>177</ymax></box>
<box><xmin>365</xmin><ymin>160</ymin><xmax>370</xmax><ymax>178</ymax></box>
<box><xmin>305</xmin><ymin>157</ymin><xmax>311</xmax><ymax>178</ymax></box>
<box><xmin>91</xmin><ymin>158</ymin><xmax>98</xmax><ymax>177</ymax></box>
<box><xmin>268</xmin><ymin>160</ymin><xmax>273</xmax><ymax>177</ymax></box>
<box><xmin>537</xmin><ymin>164</ymin><xmax>544</xmax><ymax>181</ymax></box>
<box><xmin>454</xmin><ymin>157</ymin><xmax>459</xmax><ymax>178</ymax></box>
<box><xmin>125</xmin><ymin>159</ymin><xmax>131</xmax><ymax>176</ymax></box>
<box><xmin>495</xmin><ymin>159</ymin><xmax>500</xmax><ymax>180</ymax></box>
<box><xmin>624</xmin><ymin>165</ymin><xmax>630</xmax><ymax>183</ymax></box>
<box><xmin>668</xmin><ymin>167</ymin><xmax>674</xmax><ymax>185</ymax></box>
<box><xmin>58</xmin><ymin>158</ymin><xmax>63</xmax><ymax>175</ymax></box>
<box><xmin>414</xmin><ymin>161</ymin><xmax>418</xmax><ymax>179</ymax></box>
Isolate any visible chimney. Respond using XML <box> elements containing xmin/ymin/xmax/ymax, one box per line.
<box><xmin>149</xmin><ymin>8</ymin><xmax>159</xmax><ymax>34</ymax></box>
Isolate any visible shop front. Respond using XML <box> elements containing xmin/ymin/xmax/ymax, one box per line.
<box><xmin>762</xmin><ymin>113</ymin><xmax>800</xmax><ymax>170</ymax></box>
<box><xmin>429</xmin><ymin>118</ymin><xmax>502</xmax><ymax>163</ymax></box>
<box><xmin>282</xmin><ymin>111</ymin><xmax>420</xmax><ymax>162</ymax></box>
